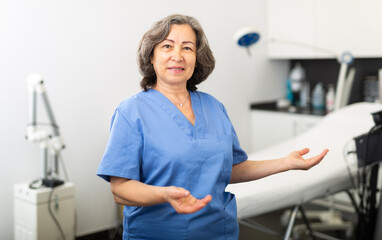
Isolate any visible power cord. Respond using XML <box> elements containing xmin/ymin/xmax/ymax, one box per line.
<box><xmin>47</xmin><ymin>184</ymin><xmax>67</xmax><ymax>240</ymax></box>
<box><xmin>355</xmin><ymin>124</ymin><xmax>381</xmax><ymax>240</ymax></box>
<box><xmin>58</xmin><ymin>152</ymin><xmax>78</xmax><ymax>237</ymax></box>
<box><xmin>343</xmin><ymin>139</ymin><xmax>361</xmax><ymax>217</ymax></box>
<box><xmin>343</xmin><ymin>139</ymin><xmax>358</xmax><ymax>190</ymax></box>
<box><xmin>28</xmin><ymin>152</ymin><xmax>76</xmax><ymax>240</ymax></box>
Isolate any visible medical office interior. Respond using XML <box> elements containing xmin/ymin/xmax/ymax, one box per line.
<box><xmin>1</xmin><ymin>0</ymin><xmax>382</xmax><ymax>239</ymax></box>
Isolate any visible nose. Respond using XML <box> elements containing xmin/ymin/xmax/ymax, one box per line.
<box><xmin>171</xmin><ymin>47</ymin><xmax>183</xmax><ymax>62</ymax></box>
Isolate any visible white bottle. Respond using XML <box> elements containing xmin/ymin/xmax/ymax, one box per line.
<box><xmin>290</xmin><ymin>63</ymin><xmax>306</xmax><ymax>91</ymax></box>
<box><xmin>289</xmin><ymin>63</ymin><xmax>306</xmax><ymax>106</ymax></box>
<box><xmin>326</xmin><ymin>84</ymin><xmax>335</xmax><ymax>112</ymax></box>
<box><xmin>300</xmin><ymin>81</ymin><xmax>310</xmax><ymax>109</ymax></box>
<box><xmin>312</xmin><ymin>82</ymin><xmax>325</xmax><ymax>110</ymax></box>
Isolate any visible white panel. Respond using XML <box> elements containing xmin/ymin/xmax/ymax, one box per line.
<box><xmin>268</xmin><ymin>0</ymin><xmax>382</xmax><ymax>59</ymax></box>
<box><xmin>267</xmin><ymin>0</ymin><xmax>316</xmax><ymax>59</ymax></box>
<box><xmin>316</xmin><ymin>0</ymin><xmax>382</xmax><ymax>58</ymax></box>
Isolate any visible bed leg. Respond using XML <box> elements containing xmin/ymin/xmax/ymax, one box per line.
<box><xmin>284</xmin><ymin>205</ymin><xmax>299</xmax><ymax>240</ymax></box>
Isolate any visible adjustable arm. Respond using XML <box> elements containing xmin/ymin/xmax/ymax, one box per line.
<box><xmin>334</xmin><ymin>51</ymin><xmax>354</xmax><ymax>110</ymax></box>
<box><xmin>27</xmin><ymin>74</ymin><xmax>65</xmax><ymax>149</ymax></box>
<box><xmin>26</xmin><ymin>73</ymin><xmax>65</xmax><ymax>182</ymax></box>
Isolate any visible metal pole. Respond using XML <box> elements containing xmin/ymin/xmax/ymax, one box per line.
<box><xmin>373</xmin><ymin>182</ymin><xmax>382</xmax><ymax>240</ymax></box>
<box><xmin>40</xmin><ymin>91</ymin><xmax>60</xmax><ymax>137</ymax></box>
<box><xmin>41</xmin><ymin>142</ymin><xmax>48</xmax><ymax>179</ymax></box>
<box><xmin>52</xmin><ymin>153</ymin><xmax>59</xmax><ymax>177</ymax></box>
<box><xmin>284</xmin><ymin>205</ymin><xmax>299</xmax><ymax>240</ymax></box>
<box><xmin>29</xmin><ymin>91</ymin><xmax>37</xmax><ymax>126</ymax></box>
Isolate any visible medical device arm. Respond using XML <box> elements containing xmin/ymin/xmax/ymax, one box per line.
<box><xmin>26</xmin><ymin>74</ymin><xmax>65</xmax><ymax>186</ymax></box>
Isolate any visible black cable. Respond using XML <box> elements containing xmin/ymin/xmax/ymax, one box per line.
<box><xmin>58</xmin><ymin>152</ymin><xmax>77</xmax><ymax>238</ymax></box>
<box><xmin>48</xmin><ymin>186</ymin><xmax>67</xmax><ymax>240</ymax></box>
<box><xmin>342</xmin><ymin>140</ymin><xmax>361</xmax><ymax>218</ymax></box>
<box><xmin>358</xmin><ymin>126</ymin><xmax>376</xmax><ymax>212</ymax></box>
<box><xmin>355</xmin><ymin>124</ymin><xmax>381</xmax><ymax>240</ymax></box>
<box><xmin>343</xmin><ymin>139</ymin><xmax>358</xmax><ymax>190</ymax></box>
<box><xmin>29</xmin><ymin>178</ymin><xmax>44</xmax><ymax>189</ymax></box>
<box><xmin>346</xmin><ymin>190</ymin><xmax>360</xmax><ymax>216</ymax></box>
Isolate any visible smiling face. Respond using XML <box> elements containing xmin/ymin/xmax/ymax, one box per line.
<box><xmin>151</xmin><ymin>24</ymin><xmax>197</xmax><ymax>89</ymax></box>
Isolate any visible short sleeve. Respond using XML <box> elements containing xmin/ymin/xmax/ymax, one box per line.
<box><xmin>96</xmin><ymin>108</ymin><xmax>142</xmax><ymax>182</ymax></box>
<box><xmin>231</xmin><ymin>125</ymin><xmax>248</xmax><ymax>164</ymax></box>
<box><xmin>220</xmin><ymin>103</ymin><xmax>248</xmax><ymax>165</ymax></box>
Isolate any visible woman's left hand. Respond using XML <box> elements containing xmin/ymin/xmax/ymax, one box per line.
<box><xmin>286</xmin><ymin>148</ymin><xmax>329</xmax><ymax>170</ymax></box>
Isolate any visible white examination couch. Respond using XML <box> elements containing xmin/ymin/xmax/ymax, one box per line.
<box><xmin>226</xmin><ymin>102</ymin><xmax>382</xmax><ymax>239</ymax></box>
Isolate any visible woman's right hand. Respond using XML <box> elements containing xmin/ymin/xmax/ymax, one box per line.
<box><xmin>164</xmin><ymin>186</ymin><xmax>212</xmax><ymax>214</ymax></box>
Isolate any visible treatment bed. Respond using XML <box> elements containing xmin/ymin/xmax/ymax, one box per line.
<box><xmin>226</xmin><ymin>102</ymin><xmax>382</xmax><ymax>239</ymax></box>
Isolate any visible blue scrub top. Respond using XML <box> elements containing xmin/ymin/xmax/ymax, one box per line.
<box><xmin>97</xmin><ymin>89</ymin><xmax>248</xmax><ymax>240</ymax></box>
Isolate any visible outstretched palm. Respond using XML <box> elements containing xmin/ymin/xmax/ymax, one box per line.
<box><xmin>287</xmin><ymin>148</ymin><xmax>329</xmax><ymax>170</ymax></box>
<box><xmin>164</xmin><ymin>186</ymin><xmax>212</xmax><ymax>214</ymax></box>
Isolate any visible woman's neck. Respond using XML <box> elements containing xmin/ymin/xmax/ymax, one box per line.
<box><xmin>153</xmin><ymin>82</ymin><xmax>189</xmax><ymax>97</ymax></box>
<box><xmin>153</xmin><ymin>82</ymin><xmax>190</xmax><ymax>106</ymax></box>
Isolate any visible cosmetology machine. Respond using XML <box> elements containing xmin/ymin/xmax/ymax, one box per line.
<box><xmin>14</xmin><ymin>74</ymin><xmax>75</xmax><ymax>240</ymax></box>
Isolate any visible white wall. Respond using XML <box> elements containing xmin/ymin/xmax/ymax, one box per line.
<box><xmin>0</xmin><ymin>0</ymin><xmax>288</xmax><ymax>238</ymax></box>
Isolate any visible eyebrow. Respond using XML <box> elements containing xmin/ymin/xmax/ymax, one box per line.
<box><xmin>164</xmin><ymin>39</ymin><xmax>195</xmax><ymax>46</ymax></box>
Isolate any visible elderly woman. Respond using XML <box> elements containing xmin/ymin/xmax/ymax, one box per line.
<box><xmin>97</xmin><ymin>14</ymin><xmax>328</xmax><ymax>240</ymax></box>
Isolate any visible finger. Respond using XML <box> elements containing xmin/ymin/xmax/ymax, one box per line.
<box><xmin>312</xmin><ymin>149</ymin><xmax>329</xmax><ymax>161</ymax></box>
<box><xmin>186</xmin><ymin>195</ymin><xmax>197</xmax><ymax>205</ymax></box>
<box><xmin>298</xmin><ymin>148</ymin><xmax>310</xmax><ymax>156</ymax></box>
<box><xmin>200</xmin><ymin>195</ymin><xmax>212</xmax><ymax>205</ymax></box>
<box><xmin>167</xmin><ymin>187</ymin><xmax>189</xmax><ymax>200</ymax></box>
<box><xmin>307</xmin><ymin>149</ymin><xmax>329</xmax><ymax>167</ymax></box>
<box><xmin>177</xmin><ymin>195</ymin><xmax>211</xmax><ymax>214</ymax></box>
<box><xmin>190</xmin><ymin>197</ymin><xmax>210</xmax><ymax>211</ymax></box>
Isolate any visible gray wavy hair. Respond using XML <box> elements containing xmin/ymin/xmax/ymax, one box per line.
<box><xmin>137</xmin><ymin>14</ymin><xmax>215</xmax><ymax>91</ymax></box>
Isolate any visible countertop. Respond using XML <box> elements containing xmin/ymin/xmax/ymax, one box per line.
<box><xmin>250</xmin><ymin>101</ymin><xmax>327</xmax><ymax>116</ymax></box>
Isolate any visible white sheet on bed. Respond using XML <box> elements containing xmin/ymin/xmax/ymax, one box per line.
<box><xmin>226</xmin><ymin>102</ymin><xmax>382</xmax><ymax>219</ymax></box>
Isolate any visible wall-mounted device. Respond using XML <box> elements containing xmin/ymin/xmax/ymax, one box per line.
<box><xmin>234</xmin><ymin>27</ymin><xmax>355</xmax><ymax>110</ymax></box>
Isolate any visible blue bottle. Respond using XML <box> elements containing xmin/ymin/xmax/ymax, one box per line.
<box><xmin>312</xmin><ymin>82</ymin><xmax>325</xmax><ymax>110</ymax></box>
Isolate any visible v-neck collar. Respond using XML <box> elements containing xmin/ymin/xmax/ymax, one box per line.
<box><xmin>145</xmin><ymin>89</ymin><xmax>206</xmax><ymax>139</ymax></box>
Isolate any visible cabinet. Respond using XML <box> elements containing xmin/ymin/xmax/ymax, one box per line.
<box><xmin>267</xmin><ymin>0</ymin><xmax>382</xmax><ymax>59</ymax></box>
<box><xmin>250</xmin><ymin>110</ymin><xmax>323</xmax><ymax>152</ymax></box>
<box><xmin>14</xmin><ymin>182</ymin><xmax>75</xmax><ymax>240</ymax></box>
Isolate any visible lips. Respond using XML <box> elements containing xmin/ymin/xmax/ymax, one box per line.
<box><xmin>168</xmin><ymin>67</ymin><xmax>185</xmax><ymax>70</ymax></box>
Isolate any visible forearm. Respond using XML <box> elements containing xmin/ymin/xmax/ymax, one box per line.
<box><xmin>230</xmin><ymin>148</ymin><xmax>328</xmax><ymax>183</ymax></box>
<box><xmin>230</xmin><ymin>158</ymin><xmax>290</xmax><ymax>184</ymax></box>
<box><xmin>110</xmin><ymin>177</ymin><xmax>166</xmax><ymax>206</ymax></box>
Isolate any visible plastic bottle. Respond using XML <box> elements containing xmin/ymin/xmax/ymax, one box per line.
<box><xmin>299</xmin><ymin>81</ymin><xmax>310</xmax><ymax>109</ymax></box>
<box><xmin>289</xmin><ymin>62</ymin><xmax>306</xmax><ymax>106</ymax></box>
<box><xmin>312</xmin><ymin>82</ymin><xmax>325</xmax><ymax>111</ymax></box>
<box><xmin>326</xmin><ymin>84</ymin><xmax>335</xmax><ymax>112</ymax></box>
<box><xmin>286</xmin><ymin>79</ymin><xmax>294</xmax><ymax>104</ymax></box>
